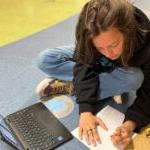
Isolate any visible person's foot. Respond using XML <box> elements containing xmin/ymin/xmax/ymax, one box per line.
<box><xmin>36</xmin><ymin>77</ymin><xmax>74</xmax><ymax>98</ymax></box>
<box><xmin>113</xmin><ymin>95</ymin><xmax>122</xmax><ymax>104</ymax></box>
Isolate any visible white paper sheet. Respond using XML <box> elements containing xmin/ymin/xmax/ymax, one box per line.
<box><xmin>72</xmin><ymin>105</ymin><xmax>136</xmax><ymax>150</ymax></box>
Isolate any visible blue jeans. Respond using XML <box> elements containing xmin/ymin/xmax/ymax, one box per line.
<box><xmin>37</xmin><ymin>45</ymin><xmax>144</xmax><ymax>102</ymax></box>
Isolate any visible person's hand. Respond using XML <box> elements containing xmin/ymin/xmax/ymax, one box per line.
<box><xmin>111</xmin><ymin>120</ymin><xmax>136</xmax><ymax>150</ymax></box>
<box><xmin>79</xmin><ymin>112</ymin><xmax>108</xmax><ymax>146</ymax></box>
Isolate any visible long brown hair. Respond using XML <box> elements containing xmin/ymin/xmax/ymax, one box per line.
<box><xmin>74</xmin><ymin>0</ymin><xmax>138</xmax><ymax>67</ymax></box>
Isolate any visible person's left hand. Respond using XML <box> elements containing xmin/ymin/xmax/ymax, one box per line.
<box><xmin>111</xmin><ymin>120</ymin><xmax>136</xmax><ymax>150</ymax></box>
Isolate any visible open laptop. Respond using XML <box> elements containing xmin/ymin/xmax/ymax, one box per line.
<box><xmin>0</xmin><ymin>102</ymin><xmax>73</xmax><ymax>150</ymax></box>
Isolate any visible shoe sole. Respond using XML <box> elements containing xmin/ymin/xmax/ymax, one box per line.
<box><xmin>36</xmin><ymin>77</ymin><xmax>54</xmax><ymax>97</ymax></box>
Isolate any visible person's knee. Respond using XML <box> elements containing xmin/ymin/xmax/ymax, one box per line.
<box><xmin>127</xmin><ymin>68</ymin><xmax>144</xmax><ymax>90</ymax></box>
<box><xmin>37</xmin><ymin>48</ymin><xmax>58</xmax><ymax>72</ymax></box>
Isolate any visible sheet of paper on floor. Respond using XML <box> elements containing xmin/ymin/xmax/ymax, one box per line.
<box><xmin>72</xmin><ymin>105</ymin><xmax>137</xmax><ymax>150</ymax></box>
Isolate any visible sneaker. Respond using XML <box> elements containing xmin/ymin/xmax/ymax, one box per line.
<box><xmin>113</xmin><ymin>95</ymin><xmax>122</xmax><ymax>104</ymax></box>
<box><xmin>36</xmin><ymin>77</ymin><xmax>74</xmax><ymax>98</ymax></box>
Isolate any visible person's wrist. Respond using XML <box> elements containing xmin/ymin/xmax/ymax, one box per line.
<box><xmin>122</xmin><ymin>120</ymin><xmax>137</xmax><ymax>132</ymax></box>
<box><xmin>80</xmin><ymin>112</ymin><xmax>93</xmax><ymax>116</ymax></box>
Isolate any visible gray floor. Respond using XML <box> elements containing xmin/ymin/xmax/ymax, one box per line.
<box><xmin>0</xmin><ymin>1</ymin><xmax>150</xmax><ymax>150</ymax></box>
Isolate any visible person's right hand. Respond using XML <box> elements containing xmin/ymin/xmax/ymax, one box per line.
<box><xmin>79</xmin><ymin>112</ymin><xmax>108</xmax><ymax>146</ymax></box>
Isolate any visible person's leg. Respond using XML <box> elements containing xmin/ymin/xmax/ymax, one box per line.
<box><xmin>37</xmin><ymin>45</ymin><xmax>75</xmax><ymax>81</ymax></box>
<box><xmin>36</xmin><ymin>45</ymin><xmax>75</xmax><ymax>97</ymax></box>
<box><xmin>37</xmin><ymin>46</ymin><xmax>144</xmax><ymax>100</ymax></box>
<box><xmin>99</xmin><ymin>67</ymin><xmax>144</xmax><ymax>99</ymax></box>
<box><xmin>94</xmin><ymin>67</ymin><xmax>144</xmax><ymax>114</ymax></box>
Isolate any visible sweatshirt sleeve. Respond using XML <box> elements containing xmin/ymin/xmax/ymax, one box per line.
<box><xmin>73</xmin><ymin>62</ymin><xmax>100</xmax><ymax>114</ymax></box>
<box><xmin>124</xmin><ymin>6</ymin><xmax>150</xmax><ymax>132</ymax></box>
<box><xmin>124</xmin><ymin>55</ymin><xmax>150</xmax><ymax>132</ymax></box>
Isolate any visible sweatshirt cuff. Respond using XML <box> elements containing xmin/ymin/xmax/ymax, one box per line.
<box><xmin>78</xmin><ymin>103</ymin><xmax>95</xmax><ymax>114</ymax></box>
<box><xmin>124</xmin><ymin>109</ymin><xmax>149</xmax><ymax>132</ymax></box>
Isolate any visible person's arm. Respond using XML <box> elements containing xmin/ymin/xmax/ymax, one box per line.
<box><xmin>111</xmin><ymin>8</ymin><xmax>150</xmax><ymax>147</ymax></box>
<box><xmin>124</xmin><ymin>6</ymin><xmax>150</xmax><ymax>131</ymax></box>
<box><xmin>73</xmin><ymin>62</ymin><xmax>108</xmax><ymax>146</ymax></box>
<box><xmin>73</xmin><ymin>62</ymin><xmax>100</xmax><ymax>114</ymax></box>
<box><xmin>124</xmin><ymin>59</ymin><xmax>150</xmax><ymax>132</ymax></box>
<box><xmin>124</xmin><ymin>39</ymin><xmax>150</xmax><ymax>131</ymax></box>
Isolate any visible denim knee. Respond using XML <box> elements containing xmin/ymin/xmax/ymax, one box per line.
<box><xmin>126</xmin><ymin>68</ymin><xmax>144</xmax><ymax>90</ymax></box>
<box><xmin>37</xmin><ymin>49</ymin><xmax>58</xmax><ymax>74</ymax></box>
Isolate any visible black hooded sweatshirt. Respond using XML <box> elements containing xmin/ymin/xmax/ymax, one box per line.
<box><xmin>73</xmin><ymin>7</ymin><xmax>150</xmax><ymax>132</ymax></box>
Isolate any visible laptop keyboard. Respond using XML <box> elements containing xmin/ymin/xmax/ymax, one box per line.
<box><xmin>7</xmin><ymin>107</ymin><xmax>59</xmax><ymax>150</ymax></box>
